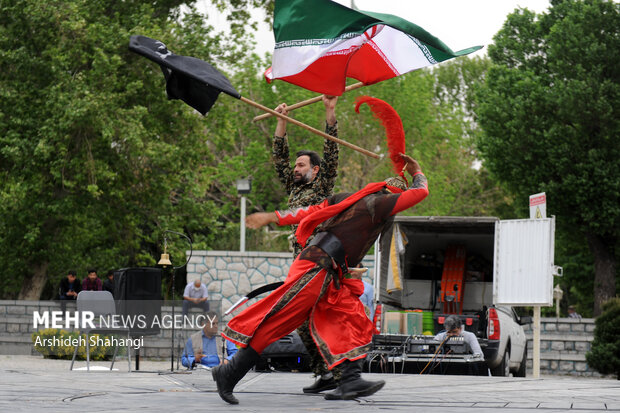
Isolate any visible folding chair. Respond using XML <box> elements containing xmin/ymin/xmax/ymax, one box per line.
<box><xmin>69</xmin><ymin>290</ymin><xmax>132</xmax><ymax>371</ymax></box>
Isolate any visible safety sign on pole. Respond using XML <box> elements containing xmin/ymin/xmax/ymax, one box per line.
<box><xmin>530</xmin><ymin>192</ymin><xmax>547</xmax><ymax>219</ymax></box>
<box><xmin>529</xmin><ymin>191</ymin><xmax>546</xmax><ymax>378</ymax></box>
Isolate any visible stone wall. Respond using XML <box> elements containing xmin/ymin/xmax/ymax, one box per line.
<box><xmin>523</xmin><ymin>317</ymin><xmax>597</xmax><ymax>376</ymax></box>
<box><xmin>0</xmin><ymin>299</ymin><xmax>238</xmax><ymax>361</ymax></box>
<box><xmin>0</xmin><ymin>303</ymin><xmax>601</xmax><ymax>376</ymax></box>
<box><xmin>0</xmin><ymin>251</ymin><xmax>602</xmax><ymax>376</ymax></box>
<box><xmin>0</xmin><ymin>300</ymin><xmax>42</xmax><ymax>355</ymax></box>
<box><xmin>0</xmin><ymin>251</ymin><xmax>376</xmax><ymax>363</ymax></box>
<box><xmin>185</xmin><ymin>250</ymin><xmax>375</xmax><ymax>316</ymax></box>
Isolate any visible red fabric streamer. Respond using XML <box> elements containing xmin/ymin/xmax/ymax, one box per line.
<box><xmin>354</xmin><ymin>96</ymin><xmax>408</xmax><ymax>183</ymax></box>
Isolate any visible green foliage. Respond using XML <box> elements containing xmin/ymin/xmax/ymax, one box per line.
<box><xmin>556</xmin><ymin>230</ymin><xmax>595</xmax><ymax>317</ymax></box>
<box><xmin>212</xmin><ymin>0</ymin><xmax>274</xmax><ymax>25</ymax></box>
<box><xmin>479</xmin><ymin>1</ymin><xmax>620</xmax><ymax>233</ymax></box>
<box><xmin>475</xmin><ymin>0</ymin><xmax>620</xmax><ymax>314</ymax></box>
<box><xmin>0</xmin><ymin>0</ymin><xmax>515</xmax><ymax>300</ymax></box>
<box><xmin>586</xmin><ymin>297</ymin><xmax>620</xmax><ymax>377</ymax></box>
<box><xmin>32</xmin><ymin>328</ymin><xmax>116</xmax><ymax>360</ymax></box>
<box><xmin>0</xmin><ymin>0</ymin><xmax>259</xmax><ymax>298</ymax></box>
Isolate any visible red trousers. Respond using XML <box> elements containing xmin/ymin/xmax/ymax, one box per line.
<box><xmin>223</xmin><ymin>259</ymin><xmax>374</xmax><ymax>369</ymax></box>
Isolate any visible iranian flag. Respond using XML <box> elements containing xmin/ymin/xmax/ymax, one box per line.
<box><xmin>265</xmin><ymin>0</ymin><xmax>483</xmax><ymax>96</ymax></box>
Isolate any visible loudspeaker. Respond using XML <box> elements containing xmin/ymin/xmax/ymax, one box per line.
<box><xmin>114</xmin><ymin>267</ymin><xmax>162</xmax><ymax>336</ymax></box>
<box><xmin>114</xmin><ymin>267</ymin><xmax>162</xmax><ymax>300</ymax></box>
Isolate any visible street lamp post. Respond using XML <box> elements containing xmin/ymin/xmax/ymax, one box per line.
<box><xmin>236</xmin><ymin>179</ymin><xmax>252</xmax><ymax>252</ymax></box>
<box><xmin>158</xmin><ymin>230</ymin><xmax>193</xmax><ymax>372</ymax></box>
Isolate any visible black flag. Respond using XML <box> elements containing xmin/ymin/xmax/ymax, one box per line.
<box><xmin>129</xmin><ymin>35</ymin><xmax>241</xmax><ymax>115</ymax></box>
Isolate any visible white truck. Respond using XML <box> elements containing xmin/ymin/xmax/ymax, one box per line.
<box><xmin>370</xmin><ymin>216</ymin><xmax>561</xmax><ymax>376</ymax></box>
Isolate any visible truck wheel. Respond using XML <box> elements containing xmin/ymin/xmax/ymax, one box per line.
<box><xmin>491</xmin><ymin>347</ymin><xmax>510</xmax><ymax>377</ymax></box>
<box><xmin>515</xmin><ymin>347</ymin><xmax>527</xmax><ymax>377</ymax></box>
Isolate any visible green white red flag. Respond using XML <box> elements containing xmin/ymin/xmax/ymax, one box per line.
<box><xmin>265</xmin><ymin>0</ymin><xmax>483</xmax><ymax>95</ymax></box>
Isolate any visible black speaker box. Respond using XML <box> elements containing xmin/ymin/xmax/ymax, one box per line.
<box><xmin>114</xmin><ymin>267</ymin><xmax>162</xmax><ymax>336</ymax></box>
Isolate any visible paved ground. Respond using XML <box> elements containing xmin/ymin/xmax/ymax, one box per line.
<box><xmin>1</xmin><ymin>355</ymin><xmax>619</xmax><ymax>412</ymax></box>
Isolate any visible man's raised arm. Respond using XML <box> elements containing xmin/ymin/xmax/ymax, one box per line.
<box><xmin>317</xmin><ymin>95</ymin><xmax>339</xmax><ymax>193</ymax></box>
<box><xmin>272</xmin><ymin>103</ymin><xmax>293</xmax><ymax>189</ymax></box>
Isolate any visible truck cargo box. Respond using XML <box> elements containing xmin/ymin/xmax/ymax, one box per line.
<box><xmin>369</xmin><ymin>216</ymin><xmax>558</xmax><ymax>376</ymax></box>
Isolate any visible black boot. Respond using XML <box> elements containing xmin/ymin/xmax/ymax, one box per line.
<box><xmin>212</xmin><ymin>346</ymin><xmax>261</xmax><ymax>404</ymax></box>
<box><xmin>324</xmin><ymin>360</ymin><xmax>385</xmax><ymax>400</ymax></box>
<box><xmin>302</xmin><ymin>375</ymin><xmax>338</xmax><ymax>393</ymax></box>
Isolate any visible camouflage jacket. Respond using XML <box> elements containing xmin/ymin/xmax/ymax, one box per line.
<box><xmin>273</xmin><ymin>122</ymin><xmax>339</xmax><ymax>256</ymax></box>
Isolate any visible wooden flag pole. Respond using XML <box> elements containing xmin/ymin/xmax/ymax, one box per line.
<box><xmin>252</xmin><ymin>82</ymin><xmax>365</xmax><ymax>122</ymax></box>
<box><xmin>240</xmin><ymin>96</ymin><xmax>380</xmax><ymax>159</ymax></box>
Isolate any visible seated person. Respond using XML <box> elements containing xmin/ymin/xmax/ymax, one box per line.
<box><xmin>58</xmin><ymin>270</ymin><xmax>81</xmax><ymax>300</ymax></box>
<box><xmin>82</xmin><ymin>268</ymin><xmax>102</xmax><ymax>291</ymax></box>
<box><xmin>567</xmin><ymin>305</ymin><xmax>582</xmax><ymax>319</ymax></box>
<box><xmin>103</xmin><ymin>270</ymin><xmax>115</xmax><ymax>294</ymax></box>
<box><xmin>182</xmin><ymin>311</ymin><xmax>237</xmax><ymax>369</ymax></box>
<box><xmin>182</xmin><ymin>279</ymin><xmax>209</xmax><ymax>316</ymax></box>
<box><xmin>434</xmin><ymin>315</ymin><xmax>483</xmax><ymax>357</ymax></box>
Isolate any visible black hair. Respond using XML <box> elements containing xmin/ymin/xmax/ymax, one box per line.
<box><xmin>106</xmin><ymin>269</ymin><xmax>114</xmax><ymax>277</ymax></box>
<box><xmin>296</xmin><ymin>150</ymin><xmax>321</xmax><ymax>168</ymax></box>
<box><xmin>444</xmin><ymin>315</ymin><xmax>462</xmax><ymax>332</ymax></box>
<box><xmin>87</xmin><ymin>268</ymin><xmax>97</xmax><ymax>274</ymax></box>
<box><xmin>68</xmin><ymin>270</ymin><xmax>77</xmax><ymax>277</ymax></box>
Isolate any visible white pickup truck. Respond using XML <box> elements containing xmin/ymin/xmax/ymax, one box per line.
<box><xmin>371</xmin><ymin>216</ymin><xmax>559</xmax><ymax>376</ymax></box>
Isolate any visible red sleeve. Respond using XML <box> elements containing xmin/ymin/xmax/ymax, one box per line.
<box><xmin>276</xmin><ymin>199</ymin><xmax>330</xmax><ymax>226</ymax></box>
<box><xmin>391</xmin><ymin>173</ymin><xmax>429</xmax><ymax>215</ymax></box>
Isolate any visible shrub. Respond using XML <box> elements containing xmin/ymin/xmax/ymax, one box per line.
<box><xmin>585</xmin><ymin>298</ymin><xmax>620</xmax><ymax>378</ymax></box>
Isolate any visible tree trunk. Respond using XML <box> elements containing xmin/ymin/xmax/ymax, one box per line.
<box><xmin>586</xmin><ymin>233</ymin><xmax>617</xmax><ymax>316</ymax></box>
<box><xmin>18</xmin><ymin>261</ymin><xmax>49</xmax><ymax>300</ymax></box>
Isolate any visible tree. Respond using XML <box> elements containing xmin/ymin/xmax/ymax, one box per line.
<box><xmin>555</xmin><ymin>230</ymin><xmax>595</xmax><ymax>317</ymax></box>
<box><xmin>0</xmin><ymin>0</ymin><xmax>255</xmax><ymax>299</ymax></box>
<box><xmin>0</xmin><ymin>0</ymin><xmax>517</xmax><ymax>300</ymax></box>
<box><xmin>475</xmin><ymin>0</ymin><xmax>619</xmax><ymax>315</ymax></box>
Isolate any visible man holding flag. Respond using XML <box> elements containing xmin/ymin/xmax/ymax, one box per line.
<box><xmin>273</xmin><ymin>95</ymin><xmax>340</xmax><ymax>257</ymax></box>
<box><xmin>272</xmin><ymin>94</ymin><xmax>343</xmax><ymax>394</ymax></box>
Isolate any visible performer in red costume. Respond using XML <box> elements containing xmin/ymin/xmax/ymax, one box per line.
<box><xmin>213</xmin><ymin>152</ymin><xmax>428</xmax><ymax>404</ymax></box>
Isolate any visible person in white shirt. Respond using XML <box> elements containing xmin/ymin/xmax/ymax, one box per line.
<box><xmin>182</xmin><ymin>279</ymin><xmax>209</xmax><ymax>316</ymax></box>
<box><xmin>567</xmin><ymin>305</ymin><xmax>582</xmax><ymax>319</ymax></box>
<box><xmin>434</xmin><ymin>315</ymin><xmax>483</xmax><ymax>357</ymax></box>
